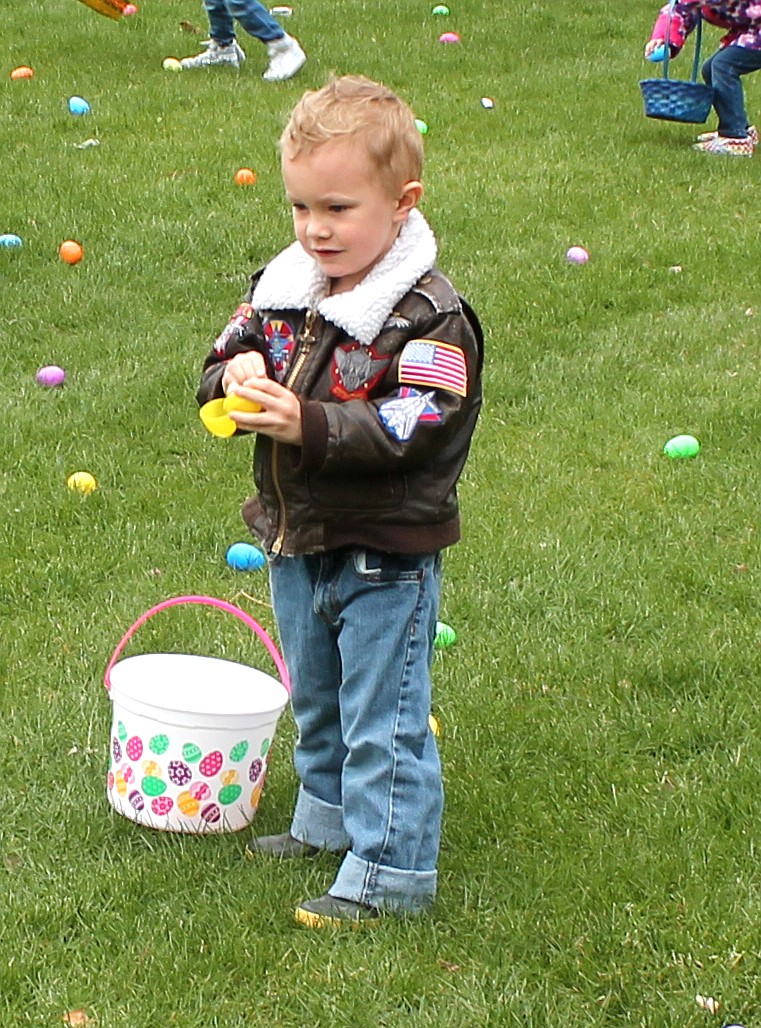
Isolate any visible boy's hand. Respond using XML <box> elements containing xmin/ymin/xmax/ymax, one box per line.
<box><xmin>227</xmin><ymin>379</ymin><xmax>303</xmax><ymax>446</ymax></box>
<box><xmin>644</xmin><ymin>37</ymin><xmax>666</xmax><ymax>58</ymax></box>
<box><xmin>222</xmin><ymin>351</ymin><xmax>267</xmax><ymax>393</ymax></box>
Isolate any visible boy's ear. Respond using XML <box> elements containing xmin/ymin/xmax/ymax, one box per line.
<box><xmin>395</xmin><ymin>180</ymin><xmax>424</xmax><ymax>220</ymax></box>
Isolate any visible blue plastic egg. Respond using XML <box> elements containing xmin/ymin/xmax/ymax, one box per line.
<box><xmin>226</xmin><ymin>542</ymin><xmax>266</xmax><ymax>572</ymax></box>
<box><xmin>0</xmin><ymin>234</ymin><xmax>22</xmax><ymax>248</ymax></box>
<box><xmin>68</xmin><ymin>96</ymin><xmax>91</xmax><ymax>115</ymax></box>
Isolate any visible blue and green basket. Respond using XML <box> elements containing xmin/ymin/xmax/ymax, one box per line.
<box><xmin>640</xmin><ymin>0</ymin><xmax>714</xmax><ymax>124</ymax></box>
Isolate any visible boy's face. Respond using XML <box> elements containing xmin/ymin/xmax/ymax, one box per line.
<box><xmin>282</xmin><ymin>137</ymin><xmax>421</xmax><ymax>295</ymax></box>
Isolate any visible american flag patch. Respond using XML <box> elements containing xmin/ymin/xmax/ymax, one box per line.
<box><xmin>398</xmin><ymin>339</ymin><xmax>468</xmax><ymax>396</ymax></box>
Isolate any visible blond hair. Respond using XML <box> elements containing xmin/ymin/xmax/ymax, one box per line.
<box><xmin>280</xmin><ymin>75</ymin><xmax>423</xmax><ymax>194</ymax></box>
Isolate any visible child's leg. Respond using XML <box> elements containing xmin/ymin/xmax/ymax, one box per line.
<box><xmin>269</xmin><ymin>554</ymin><xmax>351</xmax><ymax>852</ymax></box>
<box><xmin>327</xmin><ymin>548</ymin><xmax>443</xmax><ymax>914</ymax></box>
<box><xmin>226</xmin><ymin>0</ymin><xmax>285</xmax><ymax>43</ymax></box>
<box><xmin>702</xmin><ymin>46</ymin><xmax>761</xmax><ymax>138</ymax></box>
<box><xmin>202</xmin><ymin>0</ymin><xmax>236</xmax><ymax>45</ymax></box>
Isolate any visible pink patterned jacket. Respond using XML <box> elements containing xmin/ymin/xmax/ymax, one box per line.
<box><xmin>651</xmin><ymin>1</ymin><xmax>761</xmax><ymax>50</ymax></box>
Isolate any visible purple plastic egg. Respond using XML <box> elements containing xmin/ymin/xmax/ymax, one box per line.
<box><xmin>36</xmin><ymin>365</ymin><xmax>66</xmax><ymax>387</ymax></box>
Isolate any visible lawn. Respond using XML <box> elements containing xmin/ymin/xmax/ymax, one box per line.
<box><xmin>2</xmin><ymin>0</ymin><xmax>761</xmax><ymax>1025</ymax></box>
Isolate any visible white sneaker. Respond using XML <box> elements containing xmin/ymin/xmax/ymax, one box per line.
<box><xmin>263</xmin><ymin>33</ymin><xmax>306</xmax><ymax>81</ymax></box>
<box><xmin>181</xmin><ymin>40</ymin><xmax>245</xmax><ymax>70</ymax></box>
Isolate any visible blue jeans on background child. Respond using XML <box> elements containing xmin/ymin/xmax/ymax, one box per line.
<box><xmin>702</xmin><ymin>45</ymin><xmax>761</xmax><ymax>138</ymax></box>
<box><xmin>269</xmin><ymin>547</ymin><xmax>443</xmax><ymax>913</ymax></box>
<box><xmin>204</xmin><ymin>0</ymin><xmax>284</xmax><ymax>44</ymax></box>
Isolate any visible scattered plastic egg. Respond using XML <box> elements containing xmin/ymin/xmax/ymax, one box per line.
<box><xmin>59</xmin><ymin>240</ymin><xmax>83</xmax><ymax>265</ymax></box>
<box><xmin>10</xmin><ymin>66</ymin><xmax>34</xmax><ymax>80</ymax></box>
<box><xmin>439</xmin><ymin>31</ymin><xmax>460</xmax><ymax>42</ymax></box>
<box><xmin>234</xmin><ymin>167</ymin><xmax>257</xmax><ymax>185</ymax></box>
<box><xmin>663</xmin><ymin>434</ymin><xmax>700</xmax><ymax>459</ymax></box>
<box><xmin>226</xmin><ymin>542</ymin><xmax>266</xmax><ymax>571</ymax></box>
<box><xmin>0</xmin><ymin>234</ymin><xmax>22</xmax><ymax>248</ymax></box>
<box><xmin>67</xmin><ymin>471</ymin><xmax>97</xmax><ymax>495</ymax></box>
<box><xmin>566</xmin><ymin>245</ymin><xmax>589</xmax><ymax>265</ymax></box>
<box><xmin>435</xmin><ymin>621</ymin><xmax>457</xmax><ymax>648</ymax></box>
<box><xmin>36</xmin><ymin>365</ymin><xmax>66</xmax><ymax>387</ymax></box>
<box><xmin>68</xmin><ymin>96</ymin><xmax>90</xmax><ymax>115</ymax></box>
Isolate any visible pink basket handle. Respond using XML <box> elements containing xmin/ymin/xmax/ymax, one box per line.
<box><xmin>104</xmin><ymin>594</ymin><xmax>290</xmax><ymax>695</ymax></box>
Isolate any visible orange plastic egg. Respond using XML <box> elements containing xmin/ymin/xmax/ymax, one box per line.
<box><xmin>59</xmin><ymin>240</ymin><xmax>84</xmax><ymax>265</ymax></box>
<box><xmin>234</xmin><ymin>167</ymin><xmax>257</xmax><ymax>186</ymax></box>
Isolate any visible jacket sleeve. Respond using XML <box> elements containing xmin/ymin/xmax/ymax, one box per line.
<box><xmin>650</xmin><ymin>2</ymin><xmax>701</xmax><ymax>51</ymax></box>
<box><xmin>299</xmin><ymin>299</ymin><xmax>483</xmax><ymax>474</ymax></box>
<box><xmin>196</xmin><ymin>272</ymin><xmax>271</xmax><ymax>407</ymax></box>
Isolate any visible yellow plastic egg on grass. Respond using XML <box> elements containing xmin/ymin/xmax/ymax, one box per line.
<box><xmin>67</xmin><ymin>471</ymin><xmax>97</xmax><ymax>495</ymax></box>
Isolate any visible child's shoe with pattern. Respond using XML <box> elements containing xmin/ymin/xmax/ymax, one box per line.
<box><xmin>262</xmin><ymin>33</ymin><xmax>306</xmax><ymax>81</ymax></box>
<box><xmin>295</xmin><ymin>893</ymin><xmax>381</xmax><ymax>928</ymax></box>
<box><xmin>695</xmin><ymin>125</ymin><xmax>758</xmax><ymax>146</ymax></box>
<box><xmin>181</xmin><ymin>40</ymin><xmax>244</xmax><ymax>69</ymax></box>
<box><xmin>692</xmin><ymin>134</ymin><xmax>753</xmax><ymax>156</ymax></box>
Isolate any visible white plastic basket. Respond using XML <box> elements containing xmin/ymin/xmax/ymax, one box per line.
<box><xmin>103</xmin><ymin>595</ymin><xmax>290</xmax><ymax>833</ymax></box>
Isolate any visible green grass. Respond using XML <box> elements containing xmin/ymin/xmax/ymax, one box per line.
<box><xmin>3</xmin><ymin>0</ymin><xmax>761</xmax><ymax>1024</ymax></box>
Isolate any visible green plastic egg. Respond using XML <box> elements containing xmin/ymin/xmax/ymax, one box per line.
<box><xmin>435</xmin><ymin>621</ymin><xmax>457</xmax><ymax>648</ymax></box>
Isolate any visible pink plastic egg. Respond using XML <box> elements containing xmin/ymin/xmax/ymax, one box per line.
<box><xmin>36</xmin><ymin>365</ymin><xmax>66</xmax><ymax>387</ymax></box>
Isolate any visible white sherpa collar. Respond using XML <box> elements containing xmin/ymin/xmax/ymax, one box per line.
<box><xmin>250</xmin><ymin>208</ymin><xmax>437</xmax><ymax>346</ymax></box>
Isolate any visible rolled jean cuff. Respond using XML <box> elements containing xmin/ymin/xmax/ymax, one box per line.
<box><xmin>330</xmin><ymin>850</ymin><xmax>437</xmax><ymax>914</ymax></box>
<box><xmin>290</xmin><ymin>785</ymin><xmax>351</xmax><ymax>852</ymax></box>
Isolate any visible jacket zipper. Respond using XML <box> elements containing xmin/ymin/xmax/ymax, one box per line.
<box><xmin>271</xmin><ymin>308</ymin><xmax>317</xmax><ymax>554</ymax></box>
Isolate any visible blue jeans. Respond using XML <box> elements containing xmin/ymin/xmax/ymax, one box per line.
<box><xmin>269</xmin><ymin>548</ymin><xmax>443</xmax><ymax>913</ymax></box>
<box><xmin>203</xmin><ymin>0</ymin><xmax>284</xmax><ymax>45</ymax></box>
<box><xmin>702</xmin><ymin>45</ymin><xmax>761</xmax><ymax>138</ymax></box>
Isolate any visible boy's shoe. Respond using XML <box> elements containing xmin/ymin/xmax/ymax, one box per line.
<box><xmin>181</xmin><ymin>40</ymin><xmax>245</xmax><ymax>70</ymax></box>
<box><xmin>245</xmin><ymin>832</ymin><xmax>320</xmax><ymax>859</ymax></box>
<box><xmin>295</xmin><ymin>893</ymin><xmax>381</xmax><ymax>928</ymax></box>
<box><xmin>263</xmin><ymin>33</ymin><xmax>306</xmax><ymax>81</ymax></box>
<box><xmin>696</xmin><ymin>124</ymin><xmax>757</xmax><ymax>146</ymax></box>
<box><xmin>692</xmin><ymin>135</ymin><xmax>753</xmax><ymax>156</ymax></box>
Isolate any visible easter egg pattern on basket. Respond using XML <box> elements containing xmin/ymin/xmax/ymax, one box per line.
<box><xmin>104</xmin><ymin>596</ymin><xmax>290</xmax><ymax>833</ymax></box>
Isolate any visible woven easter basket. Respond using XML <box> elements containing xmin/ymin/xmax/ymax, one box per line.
<box><xmin>76</xmin><ymin>0</ymin><xmax>128</xmax><ymax>20</ymax></box>
<box><xmin>640</xmin><ymin>1</ymin><xmax>714</xmax><ymax>123</ymax></box>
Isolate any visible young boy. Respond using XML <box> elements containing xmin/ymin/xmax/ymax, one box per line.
<box><xmin>196</xmin><ymin>75</ymin><xmax>483</xmax><ymax>927</ymax></box>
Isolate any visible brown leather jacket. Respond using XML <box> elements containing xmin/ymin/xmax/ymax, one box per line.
<box><xmin>197</xmin><ymin>267</ymin><xmax>483</xmax><ymax>557</ymax></box>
